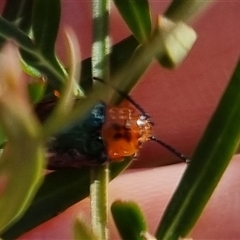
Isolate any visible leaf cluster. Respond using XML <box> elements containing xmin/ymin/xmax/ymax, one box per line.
<box><xmin>0</xmin><ymin>0</ymin><xmax>239</xmax><ymax>240</ymax></box>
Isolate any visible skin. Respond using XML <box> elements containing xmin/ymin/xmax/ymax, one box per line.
<box><xmin>19</xmin><ymin>155</ymin><xmax>240</xmax><ymax>239</ymax></box>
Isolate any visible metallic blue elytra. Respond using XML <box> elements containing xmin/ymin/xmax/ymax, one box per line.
<box><xmin>36</xmin><ymin>101</ymin><xmax>108</xmax><ymax>169</ymax></box>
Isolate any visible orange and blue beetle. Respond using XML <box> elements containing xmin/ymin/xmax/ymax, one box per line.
<box><xmin>36</xmin><ymin>80</ymin><xmax>189</xmax><ymax>169</ymax></box>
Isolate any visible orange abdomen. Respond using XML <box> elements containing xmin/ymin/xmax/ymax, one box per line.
<box><xmin>102</xmin><ymin>105</ymin><xmax>152</xmax><ymax>160</ymax></box>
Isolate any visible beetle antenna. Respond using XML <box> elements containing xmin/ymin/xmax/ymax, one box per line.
<box><xmin>93</xmin><ymin>77</ymin><xmax>148</xmax><ymax>116</ymax></box>
<box><xmin>150</xmin><ymin>136</ymin><xmax>190</xmax><ymax>163</ymax></box>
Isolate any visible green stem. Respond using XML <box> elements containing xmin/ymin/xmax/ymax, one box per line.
<box><xmin>90</xmin><ymin>166</ymin><xmax>109</xmax><ymax>240</ymax></box>
<box><xmin>90</xmin><ymin>0</ymin><xmax>110</xmax><ymax>239</ymax></box>
<box><xmin>92</xmin><ymin>0</ymin><xmax>110</xmax><ymax>80</ymax></box>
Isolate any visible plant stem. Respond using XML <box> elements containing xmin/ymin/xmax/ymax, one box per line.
<box><xmin>92</xmin><ymin>0</ymin><xmax>110</xmax><ymax>80</ymax></box>
<box><xmin>90</xmin><ymin>0</ymin><xmax>110</xmax><ymax>239</ymax></box>
<box><xmin>90</xmin><ymin>166</ymin><xmax>109</xmax><ymax>239</ymax></box>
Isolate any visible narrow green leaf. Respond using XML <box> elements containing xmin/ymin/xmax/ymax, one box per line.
<box><xmin>156</xmin><ymin>16</ymin><xmax>197</xmax><ymax>68</ymax></box>
<box><xmin>1</xmin><ymin>0</ymin><xmax>34</xmax><ymax>32</ymax></box>
<box><xmin>74</xmin><ymin>218</ymin><xmax>99</xmax><ymax>240</ymax></box>
<box><xmin>0</xmin><ymin>17</ymin><xmax>66</xmax><ymax>89</ymax></box>
<box><xmin>32</xmin><ymin>0</ymin><xmax>61</xmax><ymax>57</ymax></box>
<box><xmin>0</xmin><ymin>17</ymin><xmax>34</xmax><ymax>51</ymax></box>
<box><xmin>0</xmin><ymin>142</ymin><xmax>45</xmax><ymax>235</ymax></box>
<box><xmin>0</xmin><ymin>44</ymin><xmax>45</xmax><ymax>234</ymax></box>
<box><xmin>156</xmin><ymin>58</ymin><xmax>240</xmax><ymax>239</ymax></box>
<box><xmin>30</xmin><ymin>0</ymin><xmax>66</xmax><ymax>89</ymax></box>
<box><xmin>113</xmin><ymin>0</ymin><xmax>152</xmax><ymax>43</ymax></box>
<box><xmin>0</xmin><ymin>127</ymin><xmax>5</xmax><ymax>147</ymax></box>
<box><xmin>27</xmin><ymin>78</ymin><xmax>46</xmax><ymax>104</ymax></box>
<box><xmin>111</xmin><ymin>201</ymin><xmax>148</xmax><ymax>240</ymax></box>
<box><xmin>0</xmin><ymin>0</ymin><xmax>34</xmax><ymax>48</ymax></box>
<box><xmin>1</xmin><ymin>158</ymin><xmax>132</xmax><ymax>239</ymax></box>
<box><xmin>164</xmin><ymin>0</ymin><xmax>213</xmax><ymax>23</ymax></box>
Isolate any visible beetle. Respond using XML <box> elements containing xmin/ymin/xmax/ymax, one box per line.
<box><xmin>35</xmin><ymin>90</ymin><xmax>190</xmax><ymax>169</ymax></box>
